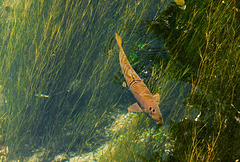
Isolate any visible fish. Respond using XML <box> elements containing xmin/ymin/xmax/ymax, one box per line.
<box><xmin>115</xmin><ymin>33</ymin><xmax>163</xmax><ymax>125</ymax></box>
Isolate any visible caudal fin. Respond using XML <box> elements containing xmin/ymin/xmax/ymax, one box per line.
<box><xmin>115</xmin><ymin>33</ymin><xmax>123</xmax><ymax>49</ymax></box>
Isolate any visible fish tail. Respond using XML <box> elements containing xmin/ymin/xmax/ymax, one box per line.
<box><xmin>115</xmin><ymin>33</ymin><xmax>123</xmax><ymax>50</ymax></box>
<box><xmin>115</xmin><ymin>33</ymin><xmax>128</xmax><ymax>66</ymax></box>
<box><xmin>115</xmin><ymin>33</ymin><xmax>132</xmax><ymax>80</ymax></box>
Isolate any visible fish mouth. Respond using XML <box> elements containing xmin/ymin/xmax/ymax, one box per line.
<box><xmin>156</xmin><ymin>119</ymin><xmax>164</xmax><ymax>126</ymax></box>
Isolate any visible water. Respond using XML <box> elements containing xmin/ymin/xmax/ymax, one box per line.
<box><xmin>0</xmin><ymin>0</ymin><xmax>240</xmax><ymax>161</ymax></box>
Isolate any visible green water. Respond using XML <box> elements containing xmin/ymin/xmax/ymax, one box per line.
<box><xmin>0</xmin><ymin>0</ymin><xmax>240</xmax><ymax>161</ymax></box>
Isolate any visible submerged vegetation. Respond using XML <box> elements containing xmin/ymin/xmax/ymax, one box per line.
<box><xmin>147</xmin><ymin>0</ymin><xmax>240</xmax><ymax>161</ymax></box>
<box><xmin>0</xmin><ymin>0</ymin><xmax>164</xmax><ymax>161</ymax></box>
<box><xmin>0</xmin><ymin>0</ymin><xmax>239</xmax><ymax>161</ymax></box>
<box><xmin>102</xmin><ymin>0</ymin><xmax>240</xmax><ymax>161</ymax></box>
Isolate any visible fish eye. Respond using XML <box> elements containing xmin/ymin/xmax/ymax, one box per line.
<box><xmin>153</xmin><ymin>109</ymin><xmax>155</xmax><ymax>112</ymax></box>
<box><xmin>149</xmin><ymin>107</ymin><xmax>152</xmax><ymax>110</ymax></box>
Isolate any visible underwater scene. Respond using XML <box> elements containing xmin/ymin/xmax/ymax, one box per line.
<box><xmin>0</xmin><ymin>0</ymin><xmax>240</xmax><ymax>161</ymax></box>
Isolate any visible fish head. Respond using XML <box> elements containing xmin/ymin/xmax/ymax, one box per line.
<box><xmin>145</xmin><ymin>104</ymin><xmax>163</xmax><ymax>125</ymax></box>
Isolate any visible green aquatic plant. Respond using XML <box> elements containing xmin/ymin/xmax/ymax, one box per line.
<box><xmin>103</xmin><ymin>0</ymin><xmax>240</xmax><ymax>161</ymax></box>
<box><xmin>128</xmin><ymin>53</ymin><xmax>138</xmax><ymax>64</ymax></box>
<box><xmin>0</xmin><ymin>0</ymin><xmax>169</xmax><ymax>160</ymax></box>
<box><xmin>1</xmin><ymin>0</ymin><xmax>239</xmax><ymax>161</ymax></box>
<box><xmin>148</xmin><ymin>0</ymin><xmax>240</xmax><ymax>161</ymax></box>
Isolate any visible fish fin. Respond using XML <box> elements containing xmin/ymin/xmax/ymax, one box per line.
<box><xmin>122</xmin><ymin>81</ymin><xmax>127</xmax><ymax>88</ymax></box>
<box><xmin>128</xmin><ymin>103</ymin><xmax>143</xmax><ymax>112</ymax></box>
<box><xmin>153</xmin><ymin>93</ymin><xmax>160</xmax><ymax>105</ymax></box>
<box><xmin>115</xmin><ymin>33</ymin><xmax>123</xmax><ymax>48</ymax></box>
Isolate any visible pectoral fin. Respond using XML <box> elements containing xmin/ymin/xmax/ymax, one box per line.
<box><xmin>122</xmin><ymin>81</ymin><xmax>127</xmax><ymax>88</ymax></box>
<box><xmin>128</xmin><ymin>103</ymin><xmax>143</xmax><ymax>112</ymax></box>
<box><xmin>153</xmin><ymin>93</ymin><xmax>160</xmax><ymax>105</ymax></box>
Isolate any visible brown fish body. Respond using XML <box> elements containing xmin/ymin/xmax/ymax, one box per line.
<box><xmin>115</xmin><ymin>33</ymin><xmax>163</xmax><ymax>125</ymax></box>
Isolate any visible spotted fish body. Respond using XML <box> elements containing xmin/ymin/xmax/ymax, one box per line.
<box><xmin>115</xmin><ymin>33</ymin><xmax>163</xmax><ymax>125</ymax></box>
